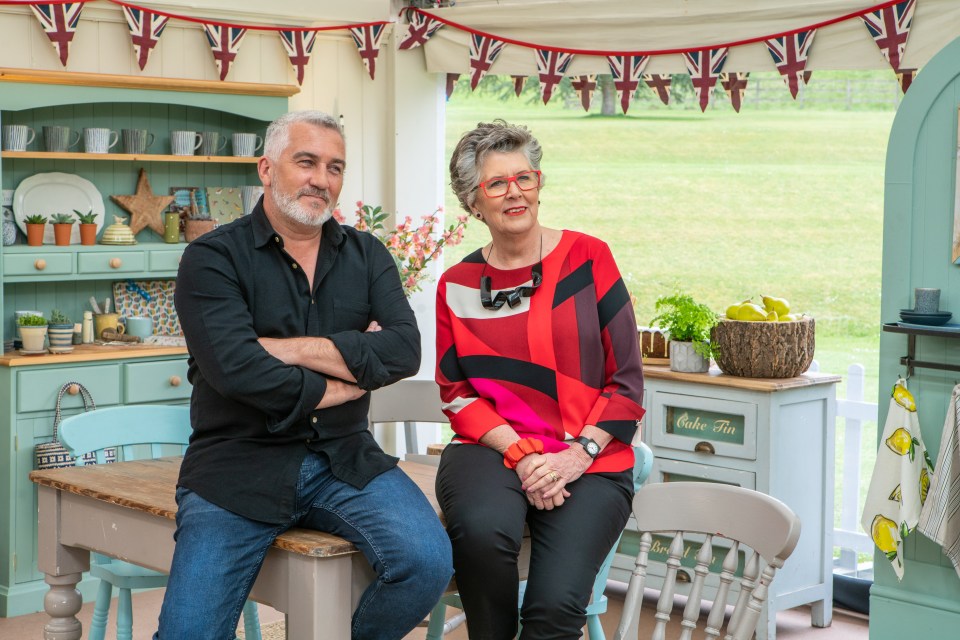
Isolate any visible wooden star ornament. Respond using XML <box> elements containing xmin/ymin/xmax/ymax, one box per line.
<box><xmin>110</xmin><ymin>168</ymin><xmax>175</xmax><ymax>236</ymax></box>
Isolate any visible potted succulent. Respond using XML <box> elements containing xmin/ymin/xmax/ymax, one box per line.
<box><xmin>649</xmin><ymin>290</ymin><xmax>719</xmax><ymax>373</ymax></box>
<box><xmin>75</xmin><ymin>209</ymin><xmax>98</xmax><ymax>245</ymax></box>
<box><xmin>24</xmin><ymin>214</ymin><xmax>47</xmax><ymax>246</ymax></box>
<box><xmin>50</xmin><ymin>213</ymin><xmax>75</xmax><ymax>246</ymax></box>
<box><xmin>47</xmin><ymin>309</ymin><xmax>74</xmax><ymax>353</ymax></box>
<box><xmin>17</xmin><ymin>313</ymin><xmax>48</xmax><ymax>352</ymax></box>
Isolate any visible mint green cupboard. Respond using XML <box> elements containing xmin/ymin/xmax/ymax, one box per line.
<box><xmin>0</xmin><ymin>73</ymin><xmax>290</xmax><ymax>616</ymax></box>
<box><xmin>874</xmin><ymin>36</ymin><xmax>960</xmax><ymax>636</ymax></box>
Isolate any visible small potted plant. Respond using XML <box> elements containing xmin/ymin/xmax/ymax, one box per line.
<box><xmin>649</xmin><ymin>290</ymin><xmax>719</xmax><ymax>373</ymax></box>
<box><xmin>74</xmin><ymin>209</ymin><xmax>98</xmax><ymax>245</ymax></box>
<box><xmin>50</xmin><ymin>213</ymin><xmax>75</xmax><ymax>246</ymax></box>
<box><xmin>23</xmin><ymin>214</ymin><xmax>47</xmax><ymax>246</ymax></box>
<box><xmin>17</xmin><ymin>313</ymin><xmax>48</xmax><ymax>353</ymax></box>
<box><xmin>47</xmin><ymin>309</ymin><xmax>74</xmax><ymax>353</ymax></box>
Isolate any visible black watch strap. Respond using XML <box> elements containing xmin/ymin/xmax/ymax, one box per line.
<box><xmin>574</xmin><ymin>436</ymin><xmax>601</xmax><ymax>459</ymax></box>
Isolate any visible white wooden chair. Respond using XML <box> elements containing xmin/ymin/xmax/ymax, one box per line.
<box><xmin>614</xmin><ymin>482</ymin><xmax>801</xmax><ymax>640</ymax></box>
<box><xmin>369</xmin><ymin>379</ymin><xmax>446</xmax><ymax>455</ymax></box>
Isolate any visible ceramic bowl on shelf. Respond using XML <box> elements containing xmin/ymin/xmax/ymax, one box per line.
<box><xmin>899</xmin><ymin>309</ymin><xmax>952</xmax><ymax>326</ymax></box>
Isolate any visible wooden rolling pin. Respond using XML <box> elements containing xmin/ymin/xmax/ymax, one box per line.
<box><xmin>101</xmin><ymin>329</ymin><xmax>142</xmax><ymax>343</ymax></box>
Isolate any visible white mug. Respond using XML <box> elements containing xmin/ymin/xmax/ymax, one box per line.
<box><xmin>232</xmin><ymin>133</ymin><xmax>263</xmax><ymax>157</ymax></box>
<box><xmin>171</xmin><ymin>130</ymin><xmax>203</xmax><ymax>156</ymax></box>
<box><xmin>2</xmin><ymin>124</ymin><xmax>36</xmax><ymax>151</ymax></box>
<box><xmin>83</xmin><ymin>128</ymin><xmax>120</xmax><ymax>154</ymax></box>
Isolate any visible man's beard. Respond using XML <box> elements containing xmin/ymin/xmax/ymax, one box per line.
<box><xmin>272</xmin><ymin>187</ymin><xmax>334</xmax><ymax>228</ymax></box>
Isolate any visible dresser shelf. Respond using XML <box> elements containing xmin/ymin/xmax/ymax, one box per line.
<box><xmin>1</xmin><ymin>151</ymin><xmax>257</xmax><ymax>164</ymax></box>
<box><xmin>882</xmin><ymin>322</ymin><xmax>960</xmax><ymax>376</ymax></box>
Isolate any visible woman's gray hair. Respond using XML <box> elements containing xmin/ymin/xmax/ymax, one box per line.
<box><xmin>264</xmin><ymin>110</ymin><xmax>343</xmax><ymax>160</ymax></box>
<box><xmin>449</xmin><ymin>119</ymin><xmax>544</xmax><ymax>213</ymax></box>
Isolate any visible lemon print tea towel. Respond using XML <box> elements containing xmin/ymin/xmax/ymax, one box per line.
<box><xmin>861</xmin><ymin>378</ymin><xmax>933</xmax><ymax>580</ymax></box>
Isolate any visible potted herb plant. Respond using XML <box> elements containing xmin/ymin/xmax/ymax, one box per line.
<box><xmin>24</xmin><ymin>214</ymin><xmax>47</xmax><ymax>246</ymax></box>
<box><xmin>47</xmin><ymin>309</ymin><xmax>74</xmax><ymax>353</ymax></box>
<box><xmin>50</xmin><ymin>213</ymin><xmax>75</xmax><ymax>246</ymax></box>
<box><xmin>17</xmin><ymin>313</ymin><xmax>47</xmax><ymax>353</ymax></box>
<box><xmin>649</xmin><ymin>290</ymin><xmax>719</xmax><ymax>373</ymax></box>
<box><xmin>74</xmin><ymin>209</ymin><xmax>98</xmax><ymax>245</ymax></box>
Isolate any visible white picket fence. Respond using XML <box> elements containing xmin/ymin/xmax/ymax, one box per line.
<box><xmin>832</xmin><ymin>363</ymin><xmax>878</xmax><ymax>576</ymax></box>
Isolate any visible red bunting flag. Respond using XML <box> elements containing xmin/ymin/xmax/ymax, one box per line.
<box><xmin>512</xmin><ymin>75</ymin><xmax>526</xmax><ymax>97</ymax></box>
<box><xmin>536</xmin><ymin>49</ymin><xmax>574</xmax><ymax>104</ymax></box>
<box><xmin>570</xmin><ymin>75</ymin><xmax>596</xmax><ymax>112</ymax></box>
<box><xmin>203</xmin><ymin>24</ymin><xmax>247</xmax><ymax>81</ymax></box>
<box><xmin>720</xmin><ymin>72</ymin><xmax>749</xmax><ymax>112</ymax></box>
<box><xmin>765</xmin><ymin>30</ymin><xmax>816</xmax><ymax>99</ymax></box>
<box><xmin>398</xmin><ymin>10</ymin><xmax>443</xmax><ymax>50</ymax></box>
<box><xmin>607</xmin><ymin>55</ymin><xmax>649</xmax><ymax>113</ymax></box>
<box><xmin>350</xmin><ymin>24</ymin><xmax>386</xmax><ymax>80</ymax></box>
<box><xmin>122</xmin><ymin>6</ymin><xmax>168</xmax><ymax>71</ymax></box>
<box><xmin>643</xmin><ymin>74</ymin><xmax>671</xmax><ymax>105</ymax></box>
<box><xmin>279</xmin><ymin>30</ymin><xmax>317</xmax><ymax>86</ymax></box>
<box><xmin>897</xmin><ymin>69</ymin><xmax>916</xmax><ymax>93</ymax></box>
<box><xmin>861</xmin><ymin>0</ymin><xmax>916</xmax><ymax>73</ymax></box>
<box><xmin>445</xmin><ymin>73</ymin><xmax>460</xmax><ymax>100</ymax></box>
<box><xmin>29</xmin><ymin>3</ymin><xmax>83</xmax><ymax>67</ymax></box>
<box><xmin>682</xmin><ymin>47</ymin><xmax>728</xmax><ymax>112</ymax></box>
<box><xmin>469</xmin><ymin>34</ymin><xmax>506</xmax><ymax>90</ymax></box>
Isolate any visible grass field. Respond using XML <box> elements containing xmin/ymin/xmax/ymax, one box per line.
<box><xmin>440</xmin><ymin>92</ymin><xmax>893</xmax><ymax>535</ymax></box>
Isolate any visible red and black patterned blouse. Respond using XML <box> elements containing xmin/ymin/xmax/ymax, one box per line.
<box><xmin>435</xmin><ymin>230</ymin><xmax>645</xmax><ymax>474</ymax></box>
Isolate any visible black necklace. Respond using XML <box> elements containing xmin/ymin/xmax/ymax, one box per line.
<box><xmin>479</xmin><ymin>236</ymin><xmax>543</xmax><ymax>310</ymax></box>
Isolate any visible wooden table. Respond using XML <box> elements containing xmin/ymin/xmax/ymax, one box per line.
<box><xmin>30</xmin><ymin>457</ymin><xmax>446</xmax><ymax>640</ymax></box>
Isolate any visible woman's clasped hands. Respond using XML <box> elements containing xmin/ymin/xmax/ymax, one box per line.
<box><xmin>516</xmin><ymin>447</ymin><xmax>592</xmax><ymax>510</ymax></box>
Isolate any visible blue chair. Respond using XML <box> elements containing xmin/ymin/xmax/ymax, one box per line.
<box><xmin>58</xmin><ymin>404</ymin><xmax>261</xmax><ymax>640</ymax></box>
<box><xmin>425</xmin><ymin>441</ymin><xmax>654</xmax><ymax>640</ymax></box>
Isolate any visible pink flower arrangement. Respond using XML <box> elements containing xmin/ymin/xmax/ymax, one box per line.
<box><xmin>333</xmin><ymin>201</ymin><xmax>469</xmax><ymax>295</ymax></box>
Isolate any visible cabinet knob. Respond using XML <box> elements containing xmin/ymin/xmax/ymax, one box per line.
<box><xmin>109</xmin><ymin>257</ymin><xmax>122</xmax><ymax>269</ymax></box>
<box><xmin>676</xmin><ymin>569</ymin><xmax>691</xmax><ymax>583</ymax></box>
<box><xmin>34</xmin><ymin>259</ymin><xmax>46</xmax><ymax>271</ymax></box>
<box><xmin>67</xmin><ymin>384</ymin><xmax>80</xmax><ymax>396</ymax></box>
<box><xmin>169</xmin><ymin>375</ymin><xmax>182</xmax><ymax>387</ymax></box>
<box><xmin>694</xmin><ymin>441</ymin><xmax>716</xmax><ymax>455</ymax></box>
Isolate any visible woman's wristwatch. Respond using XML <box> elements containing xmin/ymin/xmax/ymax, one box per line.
<box><xmin>573</xmin><ymin>436</ymin><xmax>601</xmax><ymax>459</ymax></box>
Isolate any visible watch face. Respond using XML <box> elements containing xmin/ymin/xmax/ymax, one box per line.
<box><xmin>586</xmin><ymin>441</ymin><xmax>600</xmax><ymax>456</ymax></box>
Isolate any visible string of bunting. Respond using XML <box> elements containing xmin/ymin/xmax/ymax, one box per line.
<box><xmin>4</xmin><ymin>0</ymin><xmax>390</xmax><ymax>84</ymax></box>
<box><xmin>398</xmin><ymin>0</ymin><xmax>920</xmax><ymax>111</ymax></box>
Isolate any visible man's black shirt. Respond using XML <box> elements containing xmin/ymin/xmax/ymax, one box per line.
<box><xmin>175</xmin><ymin>201</ymin><xmax>421</xmax><ymax>524</ymax></box>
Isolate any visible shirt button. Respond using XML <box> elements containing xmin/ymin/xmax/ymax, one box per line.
<box><xmin>305</xmin><ymin>438</ymin><xmax>312</xmax><ymax>444</ymax></box>
<box><xmin>274</xmin><ymin>236</ymin><xmax>280</xmax><ymax>243</ymax></box>
<box><xmin>312</xmin><ymin>416</ymin><xmax>318</xmax><ymax>424</ymax></box>
<box><xmin>291</xmin><ymin>263</ymin><xmax>298</xmax><ymax>270</ymax></box>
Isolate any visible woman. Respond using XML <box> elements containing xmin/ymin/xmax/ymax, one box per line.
<box><xmin>435</xmin><ymin>120</ymin><xmax>645</xmax><ymax>639</ymax></box>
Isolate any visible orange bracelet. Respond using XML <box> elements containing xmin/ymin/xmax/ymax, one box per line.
<box><xmin>503</xmin><ymin>437</ymin><xmax>544</xmax><ymax>469</ymax></box>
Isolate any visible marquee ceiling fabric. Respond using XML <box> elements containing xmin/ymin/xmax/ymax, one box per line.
<box><xmin>414</xmin><ymin>0</ymin><xmax>960</xmax><ymax>75</ymax></box>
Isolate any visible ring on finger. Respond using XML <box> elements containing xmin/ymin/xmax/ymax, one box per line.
<box><xmin>548</xmin><ymin>471</ymin><xmax>560</xmax><ymax>482</ymax></box>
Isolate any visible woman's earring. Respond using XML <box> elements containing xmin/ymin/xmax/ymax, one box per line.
<box><xmin>474</xmin><ymin>212</ymin><xmax>482</xmax><ymax>220</ymax></box>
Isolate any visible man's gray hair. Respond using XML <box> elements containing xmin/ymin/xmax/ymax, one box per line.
<box><xmin>263</xmin><ymin>111</ymin><xmax>343</xmax><ymax>160</ymax></box>
<box><xmin>449</xmin><ymin>119</ymin><xmax>544</xmax><ymax>213</ymax></box>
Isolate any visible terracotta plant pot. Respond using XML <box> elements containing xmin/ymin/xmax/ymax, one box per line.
<box><xmin>79</xmin><ymin>223</ymin><xmax>97</xmax><ymax>246</ymax></box>
<box><xmin>26</xmin><ymin>223</ymin><xmax>45</xmax><ymax>246</ymax></box>
<box><xmin>185</xmin><ymin>219</ymin><xmax>217</xmax><ymax>242</ymax></box>
<box><xmin>52</xmin><ymin>223</ymin><xmax>73</xmax><ymax>246</ymax></box>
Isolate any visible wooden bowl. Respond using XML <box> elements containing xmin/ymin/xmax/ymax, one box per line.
<box><xmin>711</xmin><ymin>316</ymin><xmax>815</xmax><ymax>378</ymax></box>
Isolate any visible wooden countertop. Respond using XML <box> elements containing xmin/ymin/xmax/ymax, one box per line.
<box><xmin>1</xmin><ymin>343</ymin><xmax>188</xmax><ymax>367</ymax></box>
<box><xmin>642</xmin><ymin>364</ymin><xmax>841</xmax><ymax>391</ymax></box>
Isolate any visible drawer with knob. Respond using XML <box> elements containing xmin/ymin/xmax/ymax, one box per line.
<box><xmin>16</xmin><ymin>365</ymin><xmax>121</xmax><ymax>413</ymax></box>
<box><xmin>122</xmin><ymin>359</ymin><xmax>191</xmax><ymax>403</ymax></box>
<box><xmin>3</xmin><ymin>251</ymin><xmax>73</xmax><ymax>277</ymax></box>
<box><xmin>78</xmin><ymin>250</ymin><xmax>147</xmax><ymax>274</ymax></box>
<box><xmin>647</xmin><ymin>391</ymin><xmax>757</xmax><ymax>461</ymax></box>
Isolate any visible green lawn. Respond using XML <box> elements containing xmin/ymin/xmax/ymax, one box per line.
<box><xmin>440</xmin><ymin>92</ymin><xmax>892</xmax><ymax>535</ymax></box>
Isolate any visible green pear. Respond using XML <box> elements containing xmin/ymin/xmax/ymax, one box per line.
<box><xmin>725</xmin><ymin>304</ymin><xmax>742</xmax><ymax>320</ymax></box>
<box><xmin>736</xmin><ymin>302</ymin><xmax>768</xmax><ymax>321</ymax></box>
<box><xmin>779</xmin><ymin>313</ymin><xmax>797</xmax><ymax>322</ymax></box>
<box><xmin>761</xmin><ymin>295</ymin><xmax>790</xmax><ymax>316</ymax></box>
<box><xmin>766</xmin><ymin>310</ymin><xmax>779</xmax><ymax>321</ymax></box>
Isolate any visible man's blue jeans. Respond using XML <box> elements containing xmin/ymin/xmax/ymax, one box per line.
<box><xmin>154</xmin><ymin>452</ymin><xmax>452</xmax><ymax>640</ymax></box>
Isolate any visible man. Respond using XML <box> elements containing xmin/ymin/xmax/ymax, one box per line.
<box><xmin>157</xmin><ymin>110</ymin><xmax>452</xmax><ymax>639</ymax></box>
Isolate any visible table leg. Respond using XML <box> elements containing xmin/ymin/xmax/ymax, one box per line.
<box><xmin>810</xmin><ymin>599</ymin><xmax>833</xmax><ymax>627</ymax></box>
<box><xmin>42</xmin><ymin>573</ymin><xmax>83</xmax><ymax>640</ymax></box>
<box><xmin>284</xmin><ymin>554</ymin><xmax>355</xmax><ymax>639</ymax></box>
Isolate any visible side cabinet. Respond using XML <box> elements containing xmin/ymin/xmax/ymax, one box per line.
<box><xmin>612</xmin><ymin>368</ymin><xmax>839</xmax><ymax>640</ymax></box>
<box><xmin>0</xmin><ymin>355</ymin><xmax>191</xmax><ymax>616</ymax></box>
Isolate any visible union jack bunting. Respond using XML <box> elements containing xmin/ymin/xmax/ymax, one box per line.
<box><xmin>682</xmin><ymin>47</ymin><xmax>728</xmax><ymax>112</ymax></box>
<box><xmin>765</xmin><ymin>30</ymin><xmax>816</xmax><ymax>99</ymax></box>
<box><xmin>720</xmin><ymin>72</ymin><xmax>749</xmax><ymax>112</ymax></box>
<box><xmin>280</xmin><ymin>30</ymin><xmax>317</xmax><ymax>86</ymax></box>
<box><xmin>862</xmin><ymin>0</ymin><xmax>916</xmax><ymax>73</ymax></box>
<box><xmin>29</xmin><ymin>3</ymin><xmax>83</xmax><ymax>67</ymax></box>
<box><xmin>536</xmin><ymin>49</ymin><xmax>574</xmax><ymax>105</ymax></box>
<box><xmin>445</xmin><ymin>73</ymin><xmax>460</xmax><ymax>100</ymax></box>
<box><xmin>606</xmin><ymin>55</ymin><xmax>649</xmax><ymax>113</ymax></box>
<box><xmin>570</xmin><ymin>75</ymin><xmax>596</xmax><ymax>112</ymax></box>
<box><xmin>643</xmin><ymin>74</ymin><xmax>671</xmax><ymax>105</ymax></box>
<box><xmin>469</xmin><ymin>34</ymin><xmax>506</xmax><ymax>90</ymax></box>
<box><xmin>203</xmin><ymin>24</ymin><xmax>247</xmax><ymax>81</ymax></box>
<box><xmin>897</xmin><ymin>68</ymin><xmax>916</xmax><ymax>93</ymax></box>
<box><xmin>350</xmin><ymin>24</ymin><xmax>386</xmax><ymax>80</ymax></box>
<box><xmin>122</xmin><ymin>6</ymin><xmax>169</xmax><ymax>71</ymax></box>
<box><xmin>398</xmin><ymin>11</ymin><xmax>443</xmax><ymax>50</ymax></box>
<box><xmin>512</xmin><ymin>75</ymin><xmax>526</xmax><ymax>97</ymax></box>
